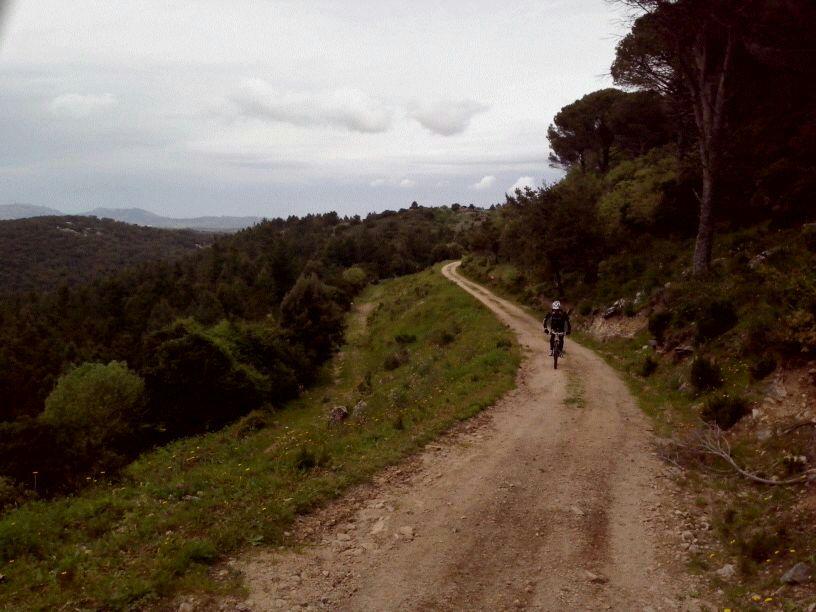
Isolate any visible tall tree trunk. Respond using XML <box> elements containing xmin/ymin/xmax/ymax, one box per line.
<box><xmin>693</xmin><ymin>163</ymin><xmax>715</xmax><ymax>272</ymax></box>
<box><xmin>687</xmin><ymin>27</ymin><xmax>734</xmax><ymax>275</ymax></box>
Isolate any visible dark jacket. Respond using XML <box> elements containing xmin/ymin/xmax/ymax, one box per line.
<box><xmin>543</xmin><ymin>310</ymin><xmax>571</xmax><ymax>334</ymax></box>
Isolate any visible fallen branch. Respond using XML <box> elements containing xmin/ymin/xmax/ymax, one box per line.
<box><xmin>670</xmin><ymin>423</ymin><xmax>816</xmax><ymax>486</ymax></box>
<box><xmin>781</xmin><ymin>421</ymin><xmax>816</xmax><ymax>435</ymax></box>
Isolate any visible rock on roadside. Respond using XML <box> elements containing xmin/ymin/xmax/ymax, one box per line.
<box><xmin>781</xmin><ymin>562</ymin><xmax>811</xmax><ymax>585</ymax></box>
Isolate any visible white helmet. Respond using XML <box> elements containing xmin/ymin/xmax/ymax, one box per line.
<box><xmin>552</xmin><ymin>301</ymin><xmax>561</xmax><ymax>310</ymax></box>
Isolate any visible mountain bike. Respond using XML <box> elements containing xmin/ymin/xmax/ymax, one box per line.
<box><xmin>551</xmin><ymin>332</ymin><xmax>566</xmax><ymax>369</ymax></box>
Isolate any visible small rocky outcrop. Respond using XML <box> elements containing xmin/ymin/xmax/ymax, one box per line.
<box><xmin>328</xmin><ymin>405</ymin><xmax>349</xmax><ymax>423</ymax></box>
<box><xmin>780</xmin><ymin>562</ymin><xmax>811</xmax><ymax>585</ymax></box>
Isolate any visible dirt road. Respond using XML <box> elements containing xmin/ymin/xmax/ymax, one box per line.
<box><xmin>235</xmin><ymin>262</ymin><xmax>701</xmax><ymax>611</ymax></box>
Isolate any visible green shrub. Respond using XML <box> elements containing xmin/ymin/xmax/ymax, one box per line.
<box><xmin>341</xmin><ymin>266</ymin><xmax>367</xmax><ymax>291</ymax></box>
<box><xmin>41</xmin><ymin>361</ymin><xmax>145</xmax><ymax>450</ymax></box>
<box><xmin>0</xmin><ymin>476</ymin><xmax>20</xmax><ymax>510</ymax></box>
<box><xmin>394</xmin><ymin>333</ymin><xmax>417</xmax><ymax>345</ymax></box>
<box><xmin>232</xmin><ymin>408</ymin><xmax>274</xmax><ymax>438</ymax></box>
<box><xmin>280</xmin><ymin>273</ymin><xmax>346</xmax><ymax>361</ymax></box>
<box><xmin>384</xmin><ymin>350</ymin><xmax>410</xmax><ymax>370</ymax></box>
<box><xmin>739</xmin><ymin>528</ymin><xmax>785</xmax><ymax>566</ymax></box>
<box><xmin>431</xmin><ymin>323</ymin><xmax>461</xmax><ymax>346</ymax></box>
<box><xmin>160</xmin><ymin>539</ymin><xmax>218</xmax><ymax>579</ymax></box>
<box><xmin>294</xmin><ymin>447</ymin><xmax>316</xmax><ymax>471</ymax></box>
<box><xmin>803</xmin><ymin>224</ymin><xmax>816</xmax><ymax>252</ymax></box>
<box><xmin>690</xmin><ymin>356</ymin><xmax>723</xmax><ymax>392</ymax></box>
<box><xmin>648</xmin><ymin>310</ymin><xmax>672</xmax><ymax>342</ymax></box>
<box><xmin>741</xmin><ymin>305</ymin><xmax>776</xmax><ymax>353</ymax></box>
<box><xmin>701</xmin><ymin>394</ymin><xmax>749</xmax><ymax>430</ymax></box>
<box><xmin>640</xmin><ymin>356</ymin><xmax>658</xmax><ymax>377</ymax></box>
<box><xmin>143</xmin><ymin>326</ymin><xmax>261</xmax><ymax>435</ymax></box>
<box><xmin>696</xmin><ymin>299</ymin><xmax>738</xmax><ymax>342</ymax></box>
<box><xmin>578</xmin><ymin>301</ymin><xmax>593</xmax><ymax>316</ymax></box>
<box><xmin>749</xmin><ymin>356</ymin><xmax>777</xmax><ymax>381</ymax></box>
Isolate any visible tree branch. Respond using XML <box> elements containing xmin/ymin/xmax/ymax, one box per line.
<box><xmin>669</xmin><ymin>424</ymin><xmax>816</xmax><ymax>486</ymax></box>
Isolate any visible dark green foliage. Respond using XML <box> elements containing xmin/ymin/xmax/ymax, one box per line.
<box><xmin>232</xmin><ymin>409</ymin><xmax>275</xmax><ymax>438</ymax></box>
<box><xmin>394</xmin><ymin>333</ymin><xmax>417</xmax><ymax>345</ymax></box>
<box><xmin>280</xmin><ymin>274</ymin><xmax>346</xmax><ymax>362</ymax></box>
<box><xmin>701</xmin><ymin>395</ymin><xmax>749</xmax><ymax>430</ymax></box>
<box><xmin>489</xmin><ymin>173</ymin><xmax>606</xmax><ymax>293</ymax></box>
<box><xmin>648</xmin><ymin>311</ymin><xmax>672</xmax><ymax>343</ymax></box>
<box><xmin>142</xmin><ymin>324</ymin><xmax>262</xmax><ymax>436</ymax></box>
<box><xmin>716</xmin><ymin>504</ymin><xmax>790</xmax><ymax>576</ymax></box>
<box><xmin>294</xmin><ymin>447</ymin><xmax>317</xmax><ymax>471</ymax></box>
<box><xmin>0</xmin><ymin>206</ymin><xmax>471</xmax><ymax>493</ymax></box>
<box><xmin>739</xmin><ymin>529</ymin><xmax>785</xmax><ymax>566</ymax></box>
<box><xmin>690</xmin><ymin>356</ymin><xmax>723</xmax><ymax>392</ymax></box>
<box><xmin>162</xmin><ymin>539</ymin><xmax>218</xmax><ymax>577</ymax></box>
<box><xmin>0</xmin><ymin>477</ymin><xmax>23</xmax><ymax>511</ymax></box>
<box><xmin>547</xmin><ymin>88</ymin><xmax>671</xmax><ymax>173</ymax></box>
<box><xmin>431</xmin><ymin>324</ymin><xmax>460</xmax><ymax>346</ymax></box>
<box><xmin>696</xmin><ymin>299</ymin><xmax>738</xmax><ymax>342</ymax></box>
<box><xmin>749</xmin><ymin>356</ymin><xmax>777</xmax><ymax>381</ymax></box>
<box><xmin>802</xmin><ymin>224</ymin><xmax>816</xmax><ymax>252</ymax></box>
<box><xmin>0</xmin><ymin>216</ymin><xmax>214</xmax><ymax>294</ymax></box>
<box><xmin>41</xmin><ymin>362</ymin><xmax>145</xmax><ymax>448</ymax></box>
<box><xmin>384</xmin><ymin>350</ymin><xmax>410</xmax><ymax>371</ymax></box>
<box><xmin>640</xmin><ymin>355</ymin><xmax>658</xmax><ymax>377</ymax></box>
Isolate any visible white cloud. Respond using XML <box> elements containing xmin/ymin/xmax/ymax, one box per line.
<box><xmin>409</xmin><ymin>99</ymin><xmax>488</xmax><ymax>136</ymax></box>
<box><xmin>0</xmin><ymin>0</ymin><xmax>626</xmax><ymax>216</ymax></box>
<box><xmin>508</xmin><ymin>176</ymin><xmax>537</xmax><ymax>193</ymax></box>
<box><xmin>370</xmin><ymin>178</ymin><xmax>387</xmax><ymax>187</ymax></box>
<box><xmin>471</xmin><ymin>175</ymin><xmax>496</xmax><ymax>190</ymax></box>
<box><xmin>399</xmin><ymin>178</ymin><xmax>416</xmax><ymax>188</ymax></box>
<box><xmin>230</xmin><ymin>79</ymin><xmax>392</xmax><ymax>134</ymax></box>
<box><xmin>49</xmin><ymin>93</ymin><xmax>117</xmax><ymax>118</ymax></box>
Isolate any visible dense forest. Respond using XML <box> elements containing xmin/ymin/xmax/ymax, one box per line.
<box><xmin>0</xmin><ymin>205</ymin><xmax>472</xmax><ymax>496</ymax></box>
<box><xmin>0</xmin><ymin>216</ymin><xmax>217</xmax><ymax>293</ymax></box>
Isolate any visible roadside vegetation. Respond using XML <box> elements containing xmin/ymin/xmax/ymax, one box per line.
<box><xmin>461</xmin><ymin>236</ymin><xmax>816</xmax><ymax>606</ymax></box>
<box><xmin>0</xmin><ymin>206</ymin><xmax>474</xmax><ymax>497</ymax></box>
<box><xmin>0</xmin><ymin>266</ymin><xmax>519</xmax><ymax>610</ymax></box>
<box><xmin>455</xmin><ymin>3</ymin><xmax>816</xmax><ymax>603</ymax></box>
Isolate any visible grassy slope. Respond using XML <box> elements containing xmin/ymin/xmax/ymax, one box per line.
<box><xmin>0</xmin><ymin>265</ymin><xmax>519</xmax><ymax>610</ymax></box>
<box><xmin>460</xmin><ymin>255</ymin><xmax>816</xmax><ymax>609</ymax></box>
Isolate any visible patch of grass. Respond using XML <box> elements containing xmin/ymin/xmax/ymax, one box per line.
<box><xmin>564</xmin><ymin>370</ymin><xmax>586</xmax><ymax>409</ymax></box>
<box><xmin>0</xmin><ymin>265</ymin><xmax>520</xmax><ymax>610</ymax></box>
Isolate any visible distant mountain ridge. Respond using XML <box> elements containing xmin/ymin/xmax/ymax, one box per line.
<box><xmin>0</xmin><ymin>204</ymin><xmax>261</xmax><ymax>232</ymax></box>
<box><xmin>0</xmin><ymin>203</ymin><xmax>64</xmax><ymax>220</ymax></box>
<box><xmin>86</xmin><ymin>208</ymin><xmax>262</xmax><ymax>231</ymax></box>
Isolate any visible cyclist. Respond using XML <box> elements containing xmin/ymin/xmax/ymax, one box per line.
<box><xmin>543</xmin><ymin>301</ymin><xmax>571</xmax><ymax>357</ymax></box>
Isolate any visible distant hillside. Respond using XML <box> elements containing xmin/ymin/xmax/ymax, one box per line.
<box><xmin>0</xmin><ymin>204</ymin><xmax>63</xmax><ymax>220</ymax></box>
<box><xmin>0</xmin><ymin>204</ymin><xmax>261</xmax><ymax>231</ymax></box>
<box><xmin>87</xmin><ymin>207</ymin><xmax>261</xmax><ymax>232</ymax></box>
<box><xmin>0</xmin><ymin>216</ymin><xmax>215</xmax><ymax>293</ymax></box>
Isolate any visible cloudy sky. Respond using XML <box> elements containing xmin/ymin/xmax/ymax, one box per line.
<box><xmin>0</xmin><ymin>0</ymin><xmax>626</xmax><ymax>218</ymax></box>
